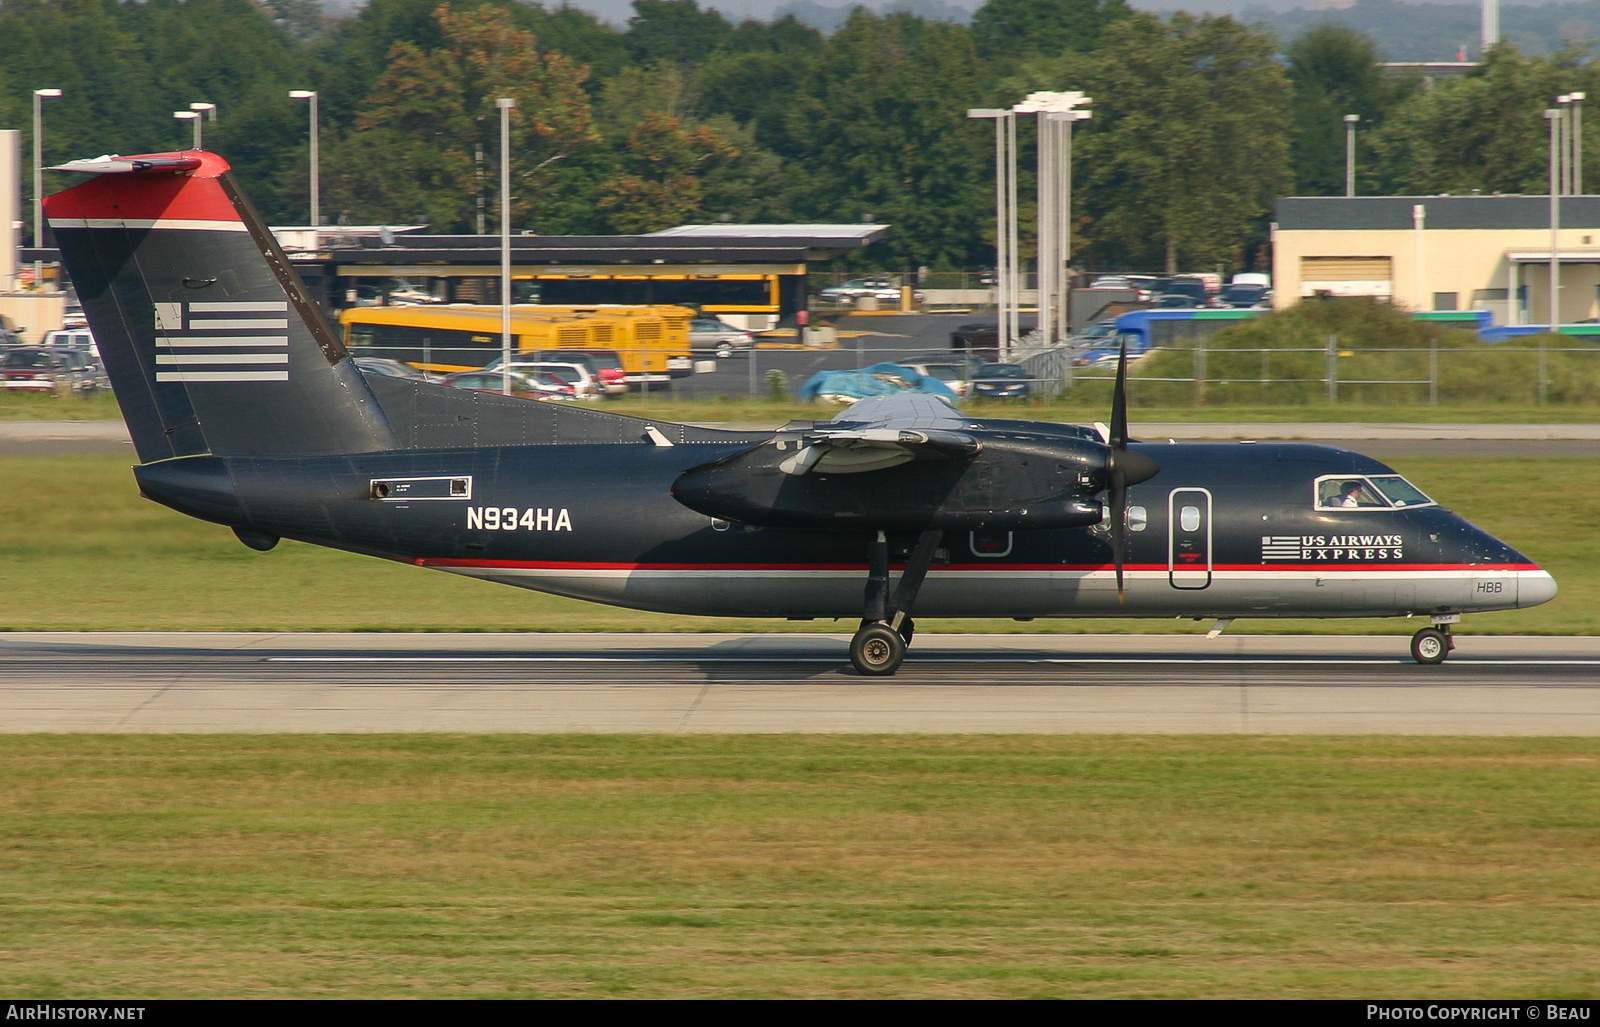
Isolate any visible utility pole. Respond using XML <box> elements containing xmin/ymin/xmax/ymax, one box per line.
<box><xmin>966</xmin><ymin>108</ymin><xmax>1013</xmax><ymax>358</ymax></box>
<box><xmin>32</xmin><ymin>87</ymin><xmax>61</xmax><ymax>292</ymax></box>
<box><xmin>498</xmin><ymin>97</ymin><xmax>515</xmax><ymax>397</ymax></box>
<box><xmin>1011</xmin><ymin>92</ymin><xmax>1091</xmax><ymax>349</ymax></box>
<box><xmin>1545</xmin><ymin>106</ymin><xmax>1561</xmax><ymax>401</ymax></box>
<box><xmin>1344</xmin><ymin>114</ymin><xmax>1359</xmax><ymax>197</ymax></box>
<box><xmin>289</xmin><ymin>90</ymin><xmax>320</xmax><ymax>228</ymax></box>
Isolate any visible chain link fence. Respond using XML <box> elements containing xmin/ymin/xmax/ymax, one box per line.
<box><xmin>1017</xmin><ymin>334</ymin><xmax>1600</xmax><ymax>406</ymax></box>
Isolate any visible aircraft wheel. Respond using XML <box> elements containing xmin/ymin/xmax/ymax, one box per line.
<box><xmin>898</xmin><ymin>617</ymin><xmax>915</xmax><ymax>646</ymax></box>
<box><xmin>850</xmin><ymin>622</ymin><xmax>905</xmax><ymax>676</ymax></box>
<box><xmin>1410</xmin><ymin>627</ymin><xmax>1450</xmax><ymax>665</ymax></box>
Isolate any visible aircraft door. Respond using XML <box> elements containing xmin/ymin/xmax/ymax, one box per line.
<box><xmin>1168</xmin><ymin>488</ymin><xmax>1212</xmax><ymax>589</ymax></box>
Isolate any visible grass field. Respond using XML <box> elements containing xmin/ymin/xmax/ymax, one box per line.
<box><xmin>0</xmin><ymin>454</ymin><xmax>1591</xmax><ymax>634</ymax></box>
<box><xmin>1</xmin><ymin>735</ymin><xmax>1596</xmax><ymax>998</ymax></box>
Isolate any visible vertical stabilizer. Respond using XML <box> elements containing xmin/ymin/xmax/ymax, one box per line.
<box><xmin>45</xmin><ymin>151</ymin><xmax>397</xmax><ymax>461</ymax></box>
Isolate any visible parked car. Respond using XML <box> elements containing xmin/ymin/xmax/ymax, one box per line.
<box><xmin>949</xmin><ymin>319</ymin><xmax>1037</xmax><ymax>360</ymax></box>
<box><xmin>1</xmin><ymin>347</ymin><xmax>108</xmax><ymax>395</ymax></box>
<box><xmin>439</xmin><ymin>369</ymin><xmax>574</xmax><ymax>401</ymax></box>
<box><xmin>690</xmin><ymin>317</ymin><xmax>754</xmax><ymax>358</ymax></box>
<box><xmin>1088</xmin><ymin>275</ymin><xmax>1159</xmax><ymax>301</ymax></box>
<box><xmin>542</xmin><ymin>348</ymin><xmax>628</xmax><ymax>395</ymax></box>
<box><xmin>1153</xmin><ymin>275</ymin><xmax>1210</xmax><ymax>306</ymax></box>
<box><xmin>819</xmin><ymin>277</ymin><xmax>895</xmax><ymax>303</ymax></box>
<box><xmin>968</xmin><ymin>362</ymin><xmax>1031</xmax><ymax>401</ymax></box>
<box><xmin>40</xmin><ymin>328</ymin><xmax>98</xmax><ymax>359</ymax></box>
<box><xmin>818</xmin><ymin>278</ymin><xmax>924</xmax><ymax>305</ymax></box>
<box><xmin>1217</xmin><ymin>282</ymin><xmax>1270</xmax><ymax>308</ymax></box>
<box><xmin>899</xmin><ymin>359</ymin><xmax>980</xmax><ymax>397</ymax></box>
<box><xmin>1069</xmin><ymin>319</ymin><xmax>1117</xmax><ymax>348</ymax></box>
<box><xmin>481</xmin><ymin>355</ymin><xmax>603</xmax><ymax>398</ymax></box>
<box><xmin>353</xmin><ymin>356</ymin><xmax>437</xmax><ymax>381</ymax></box>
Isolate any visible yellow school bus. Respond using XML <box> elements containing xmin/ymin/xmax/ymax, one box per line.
<box><xmin>339</xmin><ymin>305</ymin><xmax>693</xmax><ymax>381</ymax></box>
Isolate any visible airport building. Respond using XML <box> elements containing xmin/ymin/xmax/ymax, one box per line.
<box><xmin>276</xmin><ymin>224</ymin><xmax>888</xmax><ymax>332</ymax></box>
<box><xmin>1273</xmin><ymin>195</ymin><xmax>1600</xmax><ymax>325</ymax></box>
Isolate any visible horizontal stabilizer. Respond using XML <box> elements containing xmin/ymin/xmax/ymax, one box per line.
<box><xmin>49</xmin><ymin>154</ymin><xmax>205</xmax><ymax>175</ymax></box>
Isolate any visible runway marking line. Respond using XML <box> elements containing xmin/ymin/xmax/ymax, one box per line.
<box><xmin>265</xmin><ymin>656</ymin><xmax>1600</xmax><ymax>666</ymax></box>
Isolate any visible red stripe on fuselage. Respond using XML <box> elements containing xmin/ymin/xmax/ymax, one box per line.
<box><xmin>42</xmin><ymin>151</ymin><xmax>238</xmax><ymax>224</ymax></box>
<box><xmin>418</xmin><ymin>559</ymin><xmax>1541</xmax><ymax>572</ymax></box>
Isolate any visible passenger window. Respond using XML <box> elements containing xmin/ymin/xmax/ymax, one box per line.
<box><xmin>1128</xmin><ymin>505</ymin><xmax>1148</xmax><ymax>531</ymax></box>
<box><xmin>1179</xmin><ymin>505</ymin><xmax>1200</xmax><ymax>532</ymax></box>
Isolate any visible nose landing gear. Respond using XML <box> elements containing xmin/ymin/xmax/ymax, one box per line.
<box><xmin>1410</xmin><ymin>615</ymin><xmax>1459</xmax><ymax>665</ymax></box>
<box><xmin>849</xmin><ymin>529</ymin><xmax>941</xmax><ymax>676</ymax></box>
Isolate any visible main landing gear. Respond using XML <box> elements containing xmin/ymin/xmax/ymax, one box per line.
<box><xmin>850</xmin><ymin>530</ymin><xmax>940</xmax><ymax>676</ymax></box>
<box><xmin>1410</xmin><ymin>614</ymin><xmax>1459</xmax><ymax>665</ymax></box>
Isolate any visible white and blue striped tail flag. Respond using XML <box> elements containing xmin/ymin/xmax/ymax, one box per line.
<box><xmin>153</xmin><ymin>300</ymin><xmax>290</xmax><ymax>383</ymax></box>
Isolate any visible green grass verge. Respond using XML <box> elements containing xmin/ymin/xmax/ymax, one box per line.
<box><xmin>1</xmin><ymin>735</ymin><xmax>1596</xmax><ymax>998</ymax></box>
<box><xmin>0</xmin><ymin>391</ymin><xmax>124</xmax><ymax>420</ymax></box>
<box><xmin>0</xmin><ymin>454</ymin><xmax>1590</xmax><ymax>633</ymax></box>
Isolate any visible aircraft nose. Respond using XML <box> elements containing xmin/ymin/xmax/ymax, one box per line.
<box><xmin>1518</xmin><ymin>569</ymin><xmax>1559</xmax><ymax>608</ymax></box>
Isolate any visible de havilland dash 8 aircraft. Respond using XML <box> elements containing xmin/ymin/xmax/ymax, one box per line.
<box><xmin>44</xmin><ymin>151</ymin><xmax>1557</xmax><ymax>674</ymax></box>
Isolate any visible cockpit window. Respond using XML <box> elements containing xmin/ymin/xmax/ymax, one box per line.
<box><xmin>1314</xmin><ymin>474</ymin><xmax>1435</xmax><ymax>511</ymax></box>
<box><xmin>1367</xmin><ymin>475</ymin><xmax>1435</xmax><ymax>508</ymax></box>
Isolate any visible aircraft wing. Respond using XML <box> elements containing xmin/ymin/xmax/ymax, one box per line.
<box><xmin>818</xmin><ymin>392</ymin><xmax>970</xmax><ymax>432</ymax></box>
<box><xmin>773</xmin><ymin>425</ymin><xmax>979</xmax><ymax>475</ymax></box>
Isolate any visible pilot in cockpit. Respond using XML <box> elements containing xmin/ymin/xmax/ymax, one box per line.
<box><xmin>1331</xmin><ymin>480</ymin><xmax>1383</xmax><ymax>508</ymax></box>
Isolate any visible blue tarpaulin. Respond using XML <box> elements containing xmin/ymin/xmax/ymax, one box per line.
<box><xmin>798</xmin><ymin>362</ymin><xmax>959</xmax><ymax>402</ymax></box>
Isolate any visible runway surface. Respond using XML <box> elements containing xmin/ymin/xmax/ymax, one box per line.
<box><xmin>3</xmin><ymin>631</ymin><xmax>1597</xmax><ymax>735</ymax></box>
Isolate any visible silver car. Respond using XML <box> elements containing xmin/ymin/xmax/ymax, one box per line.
<box><xmin>689</xmin><ymin>318</ymin><xmax>754</xmax><ymax>358</ymax></box>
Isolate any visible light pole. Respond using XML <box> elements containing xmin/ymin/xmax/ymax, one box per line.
<box><xmin>1012</xmin><ymin>92</ymin><xmax>1091</xmax><ymax>351</ymax></box>
<box><xmin>1344</xmin><ymin>114</ymin><xmax>1360</xmax><ymax>197</ymax></box>
<box><xmin>1057</xmin><ymin>107</ymin><xmax>1089</xmax><ymax>353</ymax></box>
<box><xmin>1545</xmin><ymin>106</ymin><xmax>1560</xmax><ymax>401</ymax></box>
<box><xmin>1571</xmin><ymin>91</ymin><xmax>1585</xmax><ymax>194</ymax></box>
<box><xmin>174</xmin><ymin>110</ymin><xmax>200</xmax><ymax>149</ymax></box>
<box><xmin>1559</xmin><ymin>95</ymin><xmax>1573</xmax><ymax>195</ymax></box>
<box><xmin>190</xmin><ymin>102</ymin><xmax>216</xmax><ymax>149</ymax></box>
<box><xmin>967</xmin><ymin>108</ymin><xmax>1014</xmax><ymax>359</ymax></box>
<box><xmin>497</xmin><ymin>97</ymin><xmax>515</xmax><ymax>397</ymax></box>
<box><xmin>289</xmin><ymin>90</ymin><xmax>320</xmax><ymax>228</ymax></box>
<box><xmin>32</xmin><ymin>88</ymin><xmax>62</xmax><ymax>259</ymax></box>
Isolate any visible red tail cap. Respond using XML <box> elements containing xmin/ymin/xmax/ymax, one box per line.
<box><xmin>43</xmin><ymin>151</ymin><xmax>239</xmax><ymax>226</ymax></box>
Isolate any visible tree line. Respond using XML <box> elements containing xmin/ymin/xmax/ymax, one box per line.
<box><xmin>4</xmin><ymin>0</ymin><xmax>1600</xmax><ymax>274</ymax></box>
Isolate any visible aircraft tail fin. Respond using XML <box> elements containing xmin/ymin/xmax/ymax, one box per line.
<box><xmin>44</xmin><ymin>151</ymin><xmax>397</xmax><ymax>462</ymax></box>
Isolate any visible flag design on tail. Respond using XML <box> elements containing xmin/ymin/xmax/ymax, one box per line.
<box><xmin>153</xmin><ymin>300</ymin><xmax>291</xmax><ymax>383</ymax></box>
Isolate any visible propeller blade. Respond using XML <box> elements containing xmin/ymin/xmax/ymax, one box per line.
<box><xmin>1109</xmin><ymin>460</ymin><xmax>1127</xmax><ymax>601</ymax></box>
<box><xmin>1110</xmin><ymin>334</ymin><xmax>1129</xmax><ymax>450</ymax></box>
<box><xmin>1108</xmin><ymin>335</ymin><xmax>1133</xmax><ymax>599</ymax></box>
